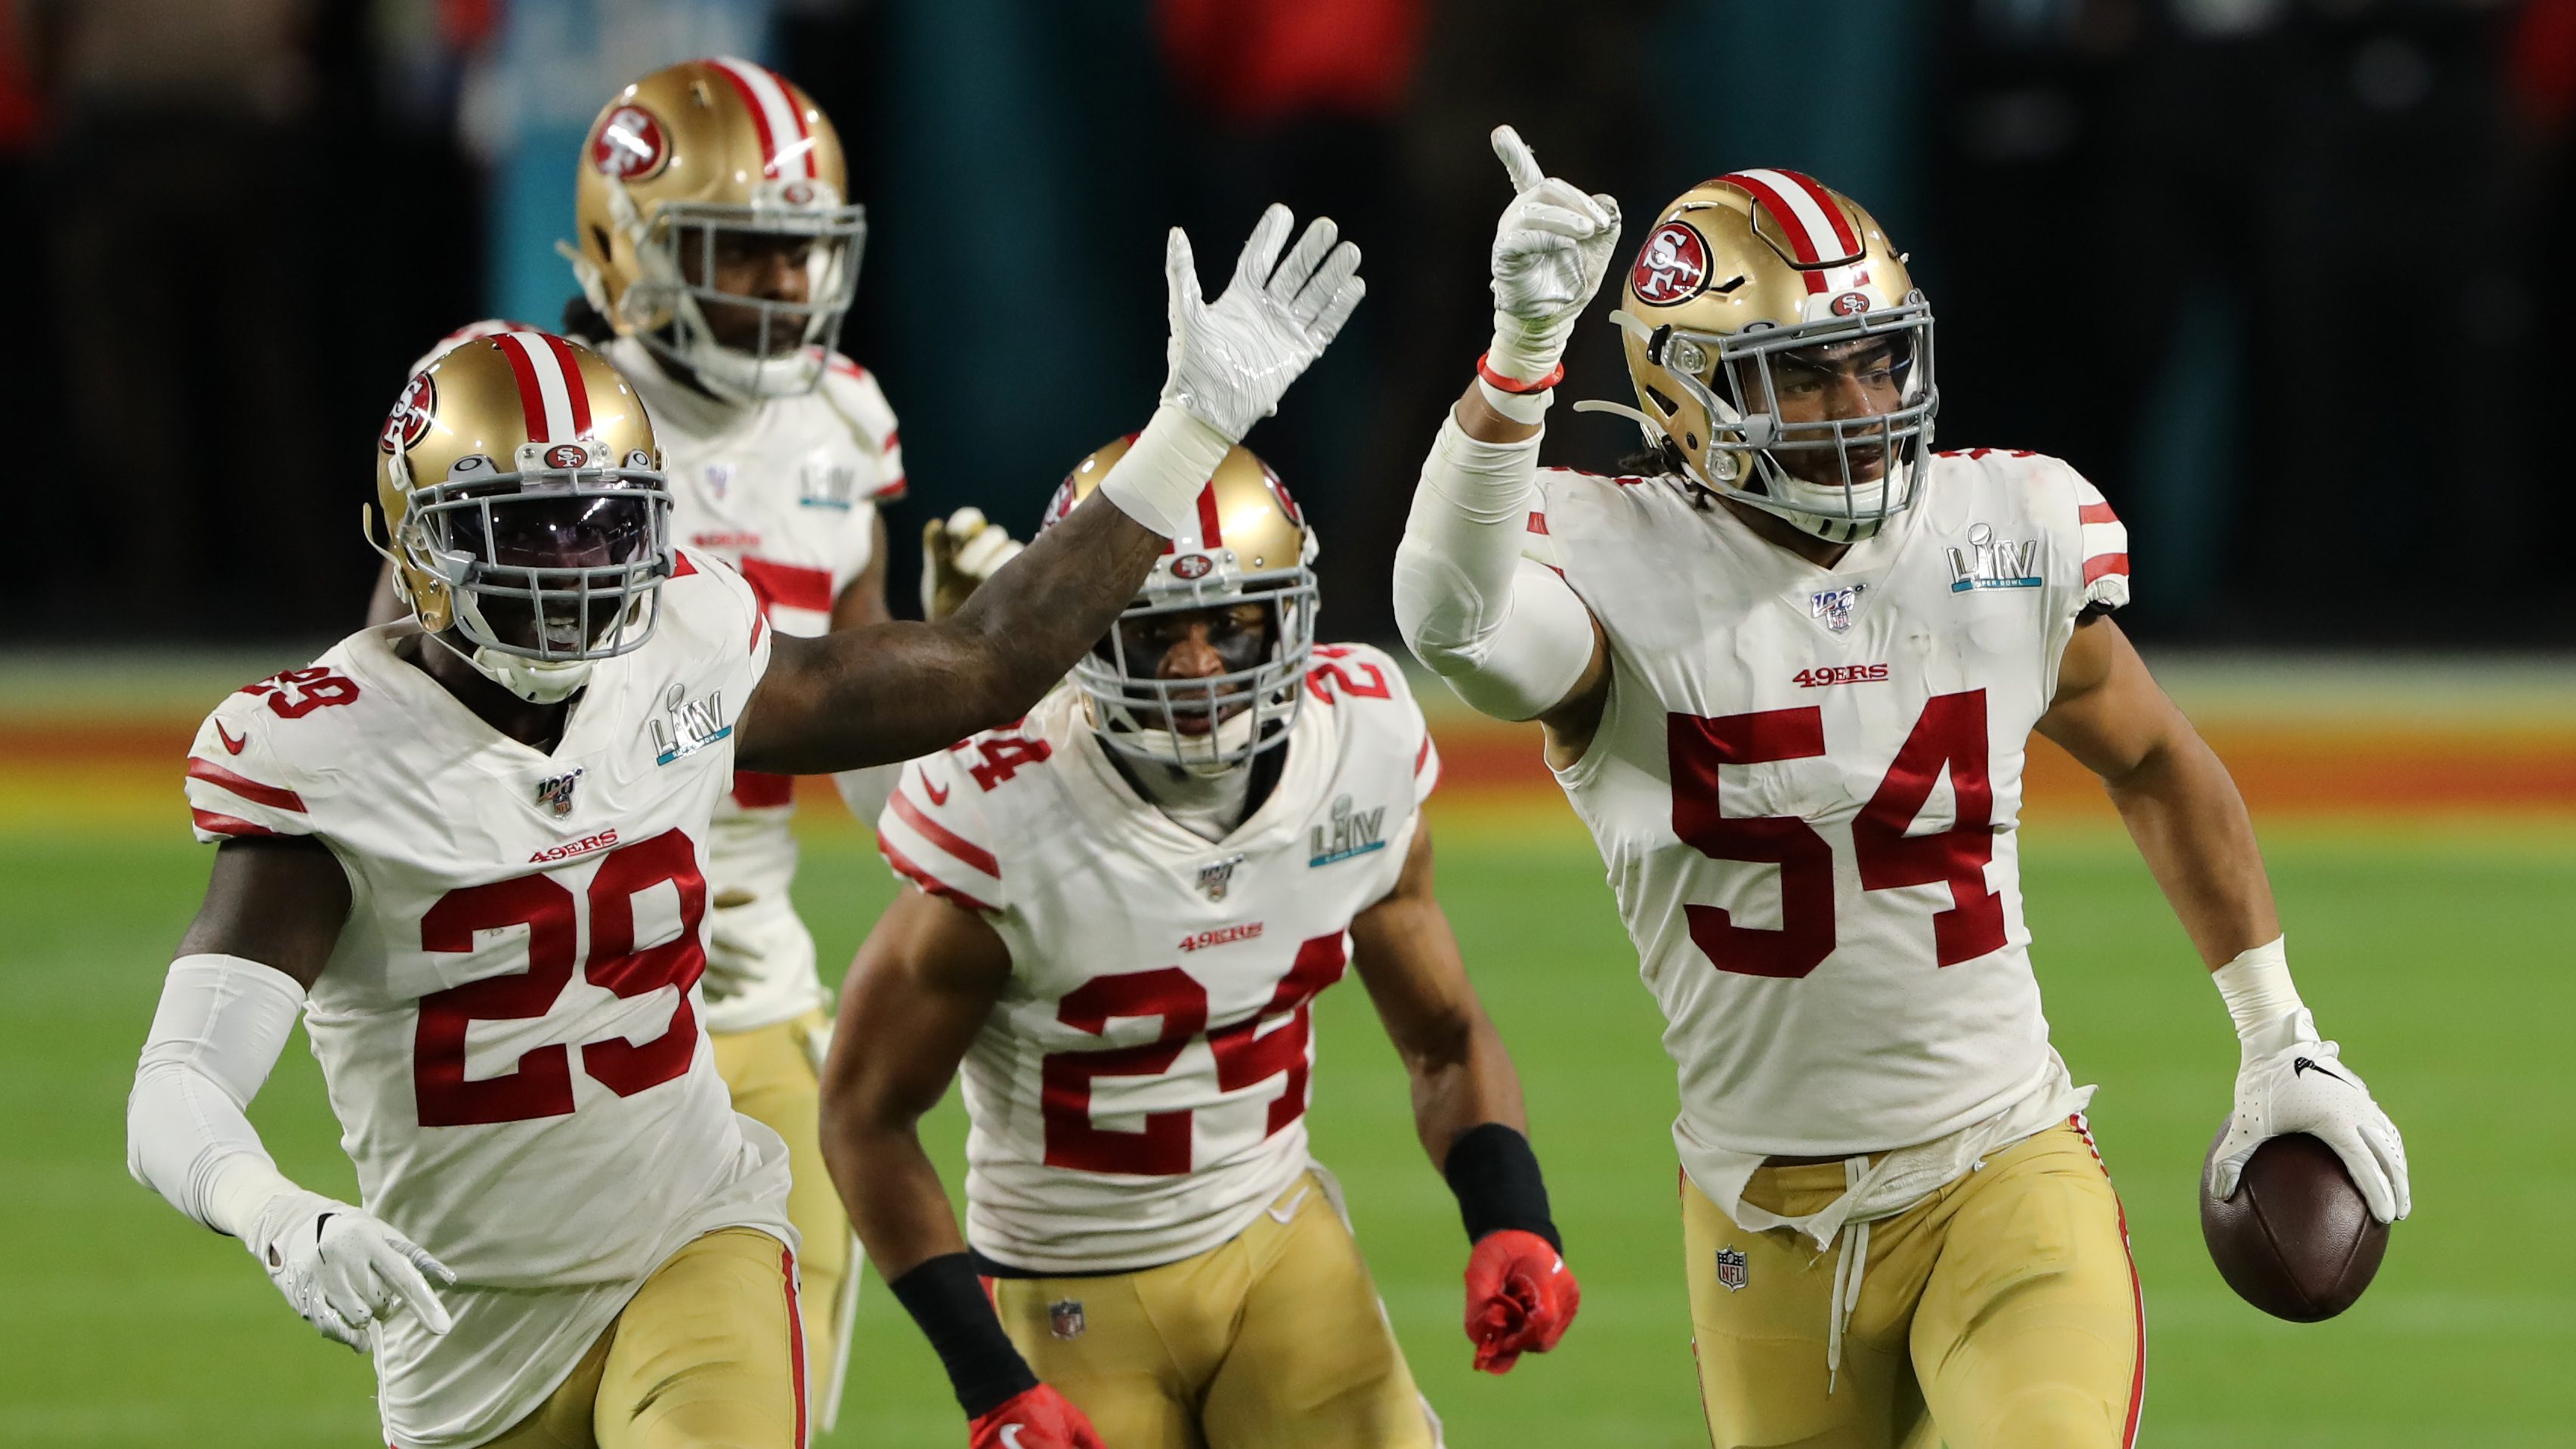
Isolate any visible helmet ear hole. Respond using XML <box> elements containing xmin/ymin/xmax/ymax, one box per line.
<box><xmin>1646</xmin><ymin>385</ymin><xmax>1680</xmax><ymax>418</ymax></box>
<box><xmin>1684</xmin><ymin>432</ymin><xmax>1701</xmax><ymax>450</ymax></box>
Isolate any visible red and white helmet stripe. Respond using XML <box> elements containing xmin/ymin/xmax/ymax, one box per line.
<box><xmin>709</xmin><ymin>56</ymin><xmax>815</xmax><ymax>180</ymax></box>
<box><xmin>1719</xmin><ymin>168</ymin><xmax>1866</xmax><ymax>296</ymax></box>
<box><xmin>491</xmin><ymin>331</ymin><xmax>595</xmax><ymax>443</ymax></box>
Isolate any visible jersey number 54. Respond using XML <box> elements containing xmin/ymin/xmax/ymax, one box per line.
<box><xmin>1669</xmin><ymin>689</ymin><xmax>2007</xmax><ymax>979</ymax></box>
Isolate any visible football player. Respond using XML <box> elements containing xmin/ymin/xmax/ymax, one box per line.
<box><xmin>1390</xmin><ymin>127</ymin><xmax>2411</xmax><ymax>1448</ymax></box>
<box><xmin>818</xmin><ymin>443</ymin><xmax>1579</xmax><ymax>1449</ymax></box>
<box><xmin>360</xmin><ymin>60</ymin><xmax>1021</xmax><ymax>1420</ymax></box>
<box><xmin>126</xmin><ymin>198</ymin><xmax>1362</xmax><ymax>1449</ymax></box>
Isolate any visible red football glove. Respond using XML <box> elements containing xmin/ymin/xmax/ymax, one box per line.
<box><xmin>1462</xmin><ymin>1228</ymin><xmax>1580</xmax><ymax>1373</ymax></box>
<box><xmin>968</xmin><ymin>1385</ymin><xmax>1105</xmax><ymax>1449</ymax></box>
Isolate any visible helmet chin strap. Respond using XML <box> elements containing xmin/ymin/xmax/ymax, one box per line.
<box><xmin>423</xmin><ymin>628</ymin><xmax>595</xmax><ymax>704</ymax></box>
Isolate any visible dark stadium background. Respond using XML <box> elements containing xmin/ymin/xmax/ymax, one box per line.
<box><xmin>3</xmin><ymin>0</ymin><xmax>2568</xmax><ymax>649</ymax></box>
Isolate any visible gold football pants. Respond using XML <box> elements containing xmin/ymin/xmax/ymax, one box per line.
<box><xmin>711</xmin><ymin>1008</ymin><xmax>852</xmax><ymax>1424</ymax></box>
<box><xmin>988</xmin><ymin>1170</ymin><xmax>1442</xmax><ymax>1449</ymax></box>
<box><xmin>1684</xmin><ymin>1119</ymin><xmax>2143</xmax><ymax>1449</ymax></box>
<box><xmin>481</xmin><ymin>1228</ymin><xmax>806</xmax><ymax>1449</ymax></box>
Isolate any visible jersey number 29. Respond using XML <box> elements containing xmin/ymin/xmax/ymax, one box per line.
<box><xmin>413</xmin><ymin>828</ymin><xmax>708</xmax><ymax>1126</ymax></box>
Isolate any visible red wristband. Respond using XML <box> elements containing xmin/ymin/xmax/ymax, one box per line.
<box><xmin>1477</xmin><ymin>354</ymin><xmax>1563</xmax><ymax>395</ymax></box>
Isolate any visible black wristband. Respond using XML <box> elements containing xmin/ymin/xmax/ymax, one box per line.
<box><xmin>885</xmin><ymin>1252</ymin><xmax>1040</xmax><ymax>1418</ymax></box>
<box><xmin>1443</xmin><ymin>1122</ymin><xmax>1561</xmax><ymax>1252</ymax></box>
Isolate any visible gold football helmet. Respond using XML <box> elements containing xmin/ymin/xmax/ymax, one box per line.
<box><xmin>569</xmin><ymin>57</ymin><xmax>864</xmax><ymax>401</ymax></box>
<box><xmin>371</xmin><ymin>330</ymin><xmax>671</xmax><ymax>702</ymax></box>
<box><xmin>1041</xmin><ymin>438</ymin><xmax>1319</xmax><ymax>775</ymax></box>
<box><xmin>1576</xmin><ymin>169</ymin><xmax>1937</xmax><ymax>543</ymax></box>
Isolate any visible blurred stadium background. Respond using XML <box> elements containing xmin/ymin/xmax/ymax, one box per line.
<box><xmin>2</xmin><ymin>1</ymin><xmax>2569</xmax><ymax>1444</ymax></box>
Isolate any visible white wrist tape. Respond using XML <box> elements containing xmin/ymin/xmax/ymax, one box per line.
<box><xmin>1488</xmin><ymin>315</ymin><xmax>1574</xmax><ymax>384</ymax></box>
<box><xmin>1393</xmin><ymin>414</ymin><xmax>1596</xmax><ymax>722</ymax></box>
<box><xmin>1475</xmin><ymin>376</ymin><xmax>1552</xmax><ymax>426</ymax></box>
<box><xmin>128</xmin><ymin>954</ymin><xmax>308</xmax><ymax>1239</ymax></box>
<box><xmin>2211</xmin><ymin>935</ymin><xmax>2314</xmax><ymax>1060</ymax></box>
<box><xmin>1094</xmin><ymin>404</ymin><xmax>1235</xmax><ymax>540</ymax></box>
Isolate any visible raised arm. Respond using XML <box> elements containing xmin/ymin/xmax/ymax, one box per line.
<box><xmin>1393</xmin><ymin>126</ymin><xmax>1619</xmax><ymax>766</ymax></box>
<box><xmin>818</xmin><ymin>888</ymin><xmax>1101</xmax><ymax>1447</ymax></box>
<box><xmin>1347</xmin><ymin>822</ymin><xmax>1579</xmax><ymax>1376</ymax></box>
<box><xmin>737</xmin><ymin>206</ymin><xmax>1364</xmax><ymax>776</ymax></box>
<box><xmin>2040</xmin><ymin>617</ymin><xmax>2410</xmax><ymax>1225</ymax></box>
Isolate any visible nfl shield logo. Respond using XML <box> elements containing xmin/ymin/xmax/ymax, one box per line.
<box><xmin>1809</xmin><ymin>584</ymin><xmax>1864</xmax><ymax>636</ymax></box>
<box><xmin>1195</xmin><ymin>853</ymin><xmax>1245</xmax><ymax>901</ymax></box>
<box><xmin>534</xmin><ymin>769</ymin><xmax>582</xmax><ymax>818</ymax></box>
<box><xmin>1715</xmin><ymin>1246</ymin><xmax>1749</xmax><ymax>1293</ymax></box>
<box><xmin>1047</xmin><ymin>1299</ymin><xmax>1087</xmax><ymax>1340</ymax></box>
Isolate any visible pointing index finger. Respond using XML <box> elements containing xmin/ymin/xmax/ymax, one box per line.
<box><xmin>1491</xmin><ymin>125</ymin><xmax>1545</xmax><ymax>195</ymax></box>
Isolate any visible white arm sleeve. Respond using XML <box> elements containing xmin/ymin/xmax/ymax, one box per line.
<box><xmin>1392</xmin><ymin>413</ymin><xmax>1598</xmax><ymax>722</ymax></box>
<box><xmin>127</xmin><ymin>954</ymin><xmax>306</xmax><ymax>1239</ymax></box>
<box><xmin>832</xmin><ymin>762</ymin><xmax>900</xmax><ymax>831</ymax></box>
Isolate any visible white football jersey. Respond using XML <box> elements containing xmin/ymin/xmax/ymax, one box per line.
<box><xmin>606</xmin><ymin>336</ymin><xmax>904</xmax><ymax>1035</ymax></box>
<box><xmin>1529</xmin><ymin>449</ymin><xmax>2129</xmax><ymax>1188</ymax></box>
<box><xmin>181</xmin><ymin>552</ymin><xmax>795</xmax><ymax>1449</ymax></box>
<box><xmin>876</xmin><ymin>646</ymin><xmax>1439</xmax><ymax>1274</ymax></box>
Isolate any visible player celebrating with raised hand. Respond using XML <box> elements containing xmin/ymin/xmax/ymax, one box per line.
<box><xmin>1392</xmin><ymin>128</ymin><xmax>2409</xmax><ymax>1447</ymax></box>
<box><xmin>126</xmin><ymin>200</ymin><xmax>1362</xmax><ymax>1449</ymax></box>
<box><xmin>822</xmin><ymin>435</ymin><xmax>1576</xmax><ymax>1449</ymax></box>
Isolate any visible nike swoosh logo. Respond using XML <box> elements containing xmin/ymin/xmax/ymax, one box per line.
<box><xmin>1000</xmin><ymin>1426</ymin><xmax>1027</xmax><ymax>1449</ymax></box>
<box><xmin>2293</xmin><ymin>1056</ymin><xmax>2352</xmax><ymax>1086</ymax></box>
<box><xmin>924</xmin><ymin>778</ymin><xmax>951</xmax><ymax>806</ymax></box>
<box><xmin>1267</xmin><ymin>1186</ymin><xmax>1310</xmax><ymax>1225</ymax></box>
<box><xmin>215</xmin><ymin>723</ymin><xmax>247</xmax><ymax>755</ymax></box>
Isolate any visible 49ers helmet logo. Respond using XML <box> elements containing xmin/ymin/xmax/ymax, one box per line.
<box><xmin>1632</xmin><ymin>221</ymin><xmax>1712</xmax><ymax>305</ymax></box>
<box><xmin>543</xmin><ymin>444</ymin><xmax>588</xmax><ymax>469</ymax></box>
<box><xmin>1171</xmin><ymin>553</ymin><xmax>1214</xmax><ymax>581</ymax></box>
<box><xmin>591</xmin><ymin>105</ymin><xmax>670</xmax><ymax>181</ymax></box>
<box><xmin>379</xmin><ymin>373</ymin><xmax>435</xmax><ymax>454</ymax></box>
<box><xmin>1830</xmin><ymin>290</ymin><xmax>1872</xmax><ymax>317</ymax></box>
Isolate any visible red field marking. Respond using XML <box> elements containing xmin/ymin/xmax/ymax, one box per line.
<box><xmin>5</xmin><ymin>715</ymin><xmax>2568</xmax><ymax>819</ymax></box>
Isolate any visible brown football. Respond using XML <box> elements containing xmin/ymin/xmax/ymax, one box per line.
<box><xmin>2200</xmin><ymin>1125</ymin><xmax>2389</xmax><ymax>1321</ymax></box>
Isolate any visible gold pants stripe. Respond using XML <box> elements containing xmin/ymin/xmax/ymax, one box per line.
<box><xmin>987</xmin><ymin>1170</ymin><xmax>1439</xmax><ymax>1449</ymax></box>
<box><xmin>481</xmin><ymin>1228</ymin><xmax>804</xmax><ymax>1449</ymax></box>
<box><xmin>1683</xmin><ymin>1119</ymin><xmax>2143</xmax><ymax>1449</ymax></box>
<box><xmin>711</xmin><ymin>1008</ymin><xmax>852</xmax><ymax>1425</ymax></box>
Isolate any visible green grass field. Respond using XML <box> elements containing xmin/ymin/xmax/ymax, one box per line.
<box><xmin>6</xmin><ymin>813</ymin><xmax>2571</xmax><ymax>1447</ymax></box>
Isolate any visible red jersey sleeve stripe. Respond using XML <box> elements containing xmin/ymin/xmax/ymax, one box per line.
<box><xmin>739</xmin><ymin>556</ymin><xmax>836</xmax><ymax>615</ymax></box>
<box><xmin>192</xmin><ymin>807</ymin><xmax>281</xmax><ymax>838</ymax></box>
<box><xmin>187</xmin><ymin>757</ymin><xmax>308</xmax><ymax>813</ymax></box>
<box><xmin>870</xmin><ymin>475</ymin><xmax>908</xmax><ymax>500</ymax></box>
<box><xmin>2078</xmin><ymin>502</ymin><xmax>2120</xmax><ymax>525</ymax></box>
<box><xmin>1415</xmin><ymin>735</ymin><xmax>1433</xmax><ymax>775</ymax></box>
<box><xmin>671</xmin><ymin>550</ymin><xmax>700</xmax><ymax>578</ymax></box>
<box><xmin>889</xmin><ymin>788</ymin><xmax>1001</xmax><ymax>878</ymax></box>
<box><xmin>1526</xmin><ymin>510</ymin><xmax>1549</xmax><ymax>535</ymax></box>
<box><xmin>879</xmin><ymin>834</ymin><xmax>1000</xmax><ymax>914</ymax></box>
<box><xmin>2083</xmin><ymin>553</ymin><xmax>2131</xmax><ymax>584</ymax></box>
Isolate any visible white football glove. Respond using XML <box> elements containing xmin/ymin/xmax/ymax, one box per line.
<box><xmin>2210</xmin><ymin>1036</ymin><xmax>2410</xmax><ymax>1224</ymax></box>
<box><xmin>1486</xmin><ymin>125</ymin><xmax>1622</xmax><ymax>383</ymax></box>
<box><xmin>920</xmin><ymin>507</ymin><xmax>1025</xmax><ymax>621</ymax></box>
<box><xmin>248</xmin><ymin>1188</ymin><xmax>455</xmax><ymax>1351</ymax></box>
<box><xmin>1159</xmin><ymin>204</ymin><xmax>1365</xmax><ymax>443</ymax></box>
<box><xmin>2204</xmin><ymin>940</ymin><xmax>2409</xmax><ymax>1224</ymax></box>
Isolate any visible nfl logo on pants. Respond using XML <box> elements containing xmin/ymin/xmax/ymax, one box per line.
<box><xmin>1715</xmin><ymin>1246</ymin><xmax>1749</xmax><ymax>1293</ymax></box>
<box><xmin>1047</xmin><ymin>1299</ymin><xmax>1087</xmax><ymax>1340</ymax></box>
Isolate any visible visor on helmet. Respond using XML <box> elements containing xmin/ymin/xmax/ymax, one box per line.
<box><xmin>410</xmin><ymin>457</ymin><xmax>673</xmax><ymax>663</ymax></box>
